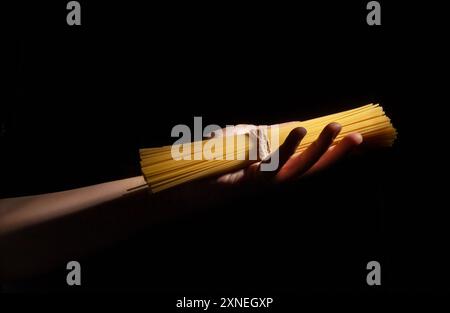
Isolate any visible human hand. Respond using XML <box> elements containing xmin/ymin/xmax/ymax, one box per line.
<box><xmin>213</xmin><ymin>122</ymin><xmax>363</xmax><ymax>185</ymax></box>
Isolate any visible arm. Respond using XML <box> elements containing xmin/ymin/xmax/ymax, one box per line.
<box><xmin>0</xmin><ymin>123</ymin><xmax>362</xmax><ymax>281</ymax></box>
<box><xmin>0</xmin><ymin>176</ymin><xmax>148</xmax><ymax>236</ymax></box>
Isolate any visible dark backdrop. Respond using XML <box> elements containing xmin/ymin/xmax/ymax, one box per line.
<box><xmin>2</xmin><ymin>0</ymin><xmax>448</xmax><ymax>303</ymax></box>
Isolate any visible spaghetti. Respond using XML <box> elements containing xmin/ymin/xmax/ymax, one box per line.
<box><xmin>140</xmin><ymin>104</ymin><xmax>397</xmax><ymax>192</ymax></box>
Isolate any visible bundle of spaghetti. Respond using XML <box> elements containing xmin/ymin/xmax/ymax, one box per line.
<box><xmin>140</xmin><ymin>104</ymin><xmax>397</xmax><ymax>192</ymax></box>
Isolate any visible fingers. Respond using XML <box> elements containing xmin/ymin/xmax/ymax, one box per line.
<box><xmin>263</xmin><ymin>127</ymin><xmax>307</xmax><ymax>170</ymax></box>
<box><xmin>305</xmin><ymin>133</ymin><xmax>363</xmax><ymax>176</ymax></box>
<box><xmin>253</xmin><ymin>127</ymin><xmax>307</xmax><ymax>181</ymax></box>
<box><xmin>215</xmin><ymin>123</ymin><xmax>357</xmax><ymax>186</ymax></box>
<box><xmin>222</xmin><ymin>127</ymin><xmax>307</xmax><ymax>183</ymax></box>
<box><xmin>275</xmin><ymin>122</ymin><xmax>342</xmax><ymax>183</ymax></box>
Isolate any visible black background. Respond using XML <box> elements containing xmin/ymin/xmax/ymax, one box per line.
<box><xmin>2</xmin><ymin>0</ymin><xmax>448</xmax><ymax>305</ymax></box>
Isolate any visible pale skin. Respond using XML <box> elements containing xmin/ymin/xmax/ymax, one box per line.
<box><xmin>0</xmin><ymin>123</ymin><xmax>362</xmax><ymax>280</ymax></box>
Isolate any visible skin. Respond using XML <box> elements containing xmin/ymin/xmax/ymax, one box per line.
<box><xmin>215</xmin><ymin>122</ymin><xmax>363</xmax><ymax>184</ymax></box>
<box><xmin>0</xmin><ymin>123</ymin><xmax>362</xmax><ymax>281</ymax></box>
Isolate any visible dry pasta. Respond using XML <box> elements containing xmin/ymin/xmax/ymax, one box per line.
<box><xmin>140</xmin><ymin>104</ymin><xmax>397</xmax><ymax>192</ymax></box>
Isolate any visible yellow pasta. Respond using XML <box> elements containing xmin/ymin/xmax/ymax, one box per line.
<box><xmin>140</xmin><ymin>104</ymin><xmax>397</xmax><ymax>192</ymax></box>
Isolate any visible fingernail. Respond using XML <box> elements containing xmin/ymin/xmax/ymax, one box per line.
<box><xmin>330</xmin><ymin>123</ymin><xmax>341</xmax><ymax>139</ymax></box>
<box><xmin>293</xmin><ymin>127</ymin><xmax>307</xmax><ymax>139</ymax></box>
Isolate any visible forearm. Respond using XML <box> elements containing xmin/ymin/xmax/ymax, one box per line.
<box><xmin>0</xmin><ymin>176</ymin><xmax>148</xmax><ymax>236</ymax></box>
<box><xmin>0</xmin><ymin>175</ymin><xmax>239</xmax><ymax>281</ymax></box>
<box><xmin>0</xmin><ymin>176</ymin><xmax>154</xmax><ymax>281</ymax></box>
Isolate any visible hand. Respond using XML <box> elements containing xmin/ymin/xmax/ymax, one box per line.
<box><xmin>214</xmin><ymin>122</ymin><xmax>363</xmax><ymax>185</ymax></box>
